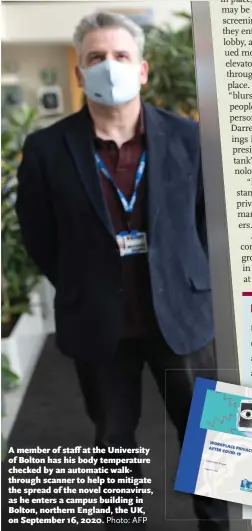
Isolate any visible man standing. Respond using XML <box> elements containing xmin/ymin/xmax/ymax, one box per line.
<box><xmin>16</xmin><ymin>11</ymin><xmax>229</xmax><ymax>531</ymax></box>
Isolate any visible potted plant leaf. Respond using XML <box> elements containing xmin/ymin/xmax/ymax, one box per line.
<box><xmin>141</xmin><ymin>12</ymin><xmax>199</xmax><ymax>119</ymax></box>
<box><xmin>1</xmin><ymin>105</ymin><xmax>46</xmax><ymax>389</ymax></box>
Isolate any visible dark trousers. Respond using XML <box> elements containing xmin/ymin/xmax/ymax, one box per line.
<box><xmin>74</xmin><ymin>333</ymin><xmax>229</xmax><ymax>530</ymax></box>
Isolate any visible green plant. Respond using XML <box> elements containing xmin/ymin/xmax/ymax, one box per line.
<box><xmin>1</xmin><ymin>105</ymin><xmax>40</xmax><ymax>337</ymax></box>
<box><xmin>1</xmin><ymin>354</ymin><xmax>19</xmax><ymax>392</ymax></box>
<box><xmin>141</xmin><ymin>12</ymin><xmax>197</xmax><ymax>117</ymax></box>
<box><xmin>1</xmin><ymin>354</ymin><xmax>20</xmax><ymax>460</ymax></box>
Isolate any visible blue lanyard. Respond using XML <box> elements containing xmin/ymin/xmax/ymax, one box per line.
<box><xmin>95</xmin><ymin>152</ymin><xmax>146</xmax><ymax>213</ymax></box>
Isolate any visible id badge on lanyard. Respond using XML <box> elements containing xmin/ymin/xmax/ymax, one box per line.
<box><xmin>95</xmin><ymin>152</ymin><xmax>148</xmax><ymax>257</ymax></box>
<box><xmin>116</xmin><ymin>230</ymin><xmax>148</xmax><ymax>257</ymax></box>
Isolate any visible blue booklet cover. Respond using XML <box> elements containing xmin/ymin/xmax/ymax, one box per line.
<box><xmin>174</xmin><ymin>377</ymin><xmax>252</xmax><ymax>506</ymax></box>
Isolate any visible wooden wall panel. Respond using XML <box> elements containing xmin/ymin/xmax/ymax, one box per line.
<box><xmin>67</xmin><ymin>46</ymin><xmax>83</xmax><ymax>113</ymax></box>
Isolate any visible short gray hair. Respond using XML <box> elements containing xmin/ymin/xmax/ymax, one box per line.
<box><xmin>73</xmin><ymin>11</ymin><xmax>145</xmax><ymax>64</ymax></box>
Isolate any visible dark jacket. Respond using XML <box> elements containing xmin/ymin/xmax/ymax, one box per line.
<box><xmin>15</xmin><ymin>102</ymin><xmax>213</xmax><ymax>359</ymax></box>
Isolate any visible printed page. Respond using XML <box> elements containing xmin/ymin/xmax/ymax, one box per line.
<box><xmin>1</xmin><ymin>1</ymin><xmax>252</xmax><ymax>530</ymax></box>
<box><xmin>209</xmin><ymin>0</ymin><xmax>252</xmax><ymax>519</ymax></box>
<box><xmin>175</xmin><ymin>378</ymin><xmax>252</xmax><ymax>505</ymax></box>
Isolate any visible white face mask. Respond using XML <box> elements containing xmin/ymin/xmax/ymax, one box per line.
<box><xmin>80</xmin><ymin>59</ymin><xmax>141</xmax><ymax>106</ymax></box>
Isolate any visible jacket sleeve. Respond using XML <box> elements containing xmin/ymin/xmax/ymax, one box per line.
<box><xmin>15</xmin><ymin>135</ymin><xmax>58</xmax><ymax>287</ymax></box>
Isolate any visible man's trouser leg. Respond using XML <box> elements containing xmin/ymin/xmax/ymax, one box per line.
<box><xmin>74</xmin><ymin>339</ymin><xmax>146</xmax><ymax>528</ymax></box>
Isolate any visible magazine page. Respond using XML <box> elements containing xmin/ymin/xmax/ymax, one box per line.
<box><xmin>209</xmin><ymin>0</ymin><xmax>252</xmax><ymax>520</ymax></box>
<box><xmin>1</xmin><ymin>1</ymin><xmax>251</xmax><ymax>530</ymax></box>
<box><xmin>175</xmin><ymin>377</ymin><xmax>252</xmax><ymax>504</ymax></box>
